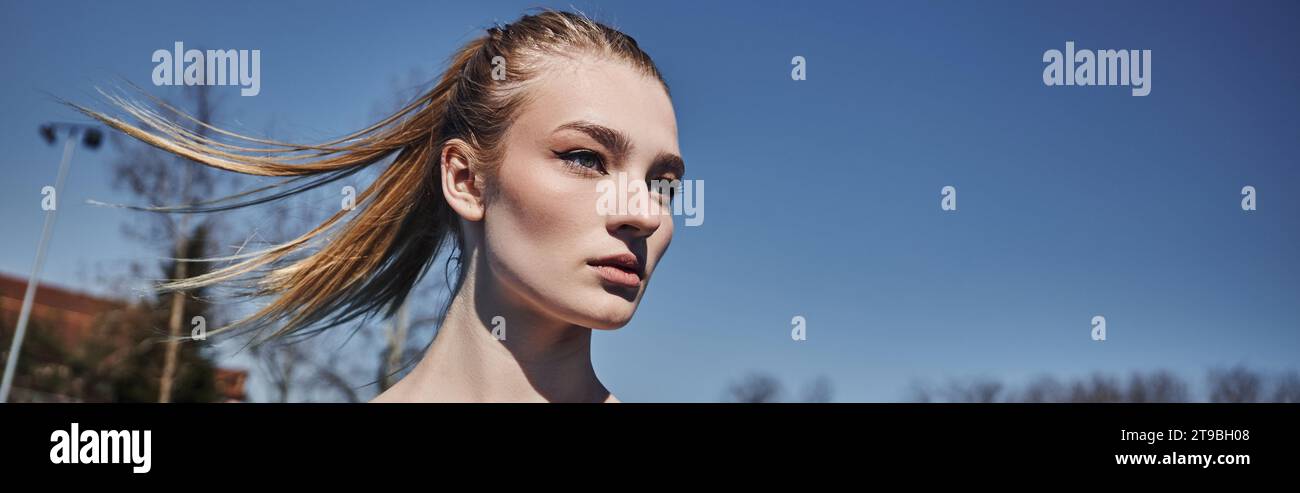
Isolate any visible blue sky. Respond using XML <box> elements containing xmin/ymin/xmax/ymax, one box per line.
<box><xmin>1</xmin><ymin>0</ymin><xmax>1297</xmax><ymax>401</ymax></box>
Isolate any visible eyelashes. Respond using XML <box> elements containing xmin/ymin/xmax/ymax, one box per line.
<box><xmin>555</xmin><ymin>149</ymin><xmax>606</xmax><ymax>174</ymax></box>
<box><xmin>553</xmin><ymin>149</ymin><xmax>679</xmax><ymax>201</ymax></box>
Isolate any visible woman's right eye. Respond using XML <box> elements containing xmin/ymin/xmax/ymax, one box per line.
<box><xmin>556</xmin><ymin>150</ymin><xmax>606</xmax><ymax>174</ymax></box>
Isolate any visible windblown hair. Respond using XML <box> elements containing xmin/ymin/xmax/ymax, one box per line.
<box><xmin>70</xmin><ymin>10</ymin><xmax>668</xmax><ymax>343</ymax></box>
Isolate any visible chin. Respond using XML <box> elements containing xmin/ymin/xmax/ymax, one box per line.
<box><xmin>575</xmin><ymin>294</ymin><xmax>640</xmax><ymax>330</ymax></box>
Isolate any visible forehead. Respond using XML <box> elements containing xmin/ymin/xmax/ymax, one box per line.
<box><xmin>511</xmin><ymin>56</ymin><xmax>678</xmax><ymax>154</ymax></box>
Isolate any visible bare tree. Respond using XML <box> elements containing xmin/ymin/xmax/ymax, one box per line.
<box><xmin>1207</xmin><ymin>365</ymin><xmax>1263</xmax><ymax>403</ymax></box>
<box><xmin>1126</xmin><ymin>370</ymin><xmax>1189</xmax><ymax>403</ymax></box>
<box><xmin>724</xmin><ymin>373</ymin><xmax>834</xmax><ymax>403</ymax></box>
<box><xmin>251</xmin><ymin>341</ymin><xmax>298</xmax><ymax>404</ymax></box>
<box><xmin>909</xmin><ymin>367</ymin><xmax>1293</xmax><ymax>403</ymax></box>
<box><xmin>953</xmin><ymin>379</ymin><xmax>1005</xmax><ymax>403</ymax></box>
<box><xmin>725</xmin><ymin>373</ymin><xmax>783</xmax><ymax>403</ymax></box>
<box><xmin>250</xmin><ymin>334</ymin><xmax>363</xmax><ymax>403</ymax></box>
<box><xmin>231</xmin><ymin>195</ymin><xmax>378</xmax><ymax>403</ymax></box>
<box><xmin>1272</xmin><ymin>370</ymin><xmax>1300</xmax><ymax>403</ymax></box>
<box><xmin>102</xmin><ymin>85</ymin><xmax>376</xmax><ymax>403</ymax></box>
<box><xmin>1019</xmin><ymin>376</ymin><xmax>1065</xmax><ymax>403</ymax></box>
<box><xmin>105</xmin><ymin>84</ymin><xmax>234</xmax><ymax>402</ymax></box>
<box><xmin>911</xmin><ymin>377</ymin><xmax>1005</xmax><ymax>403</ymax></box>
<box><xmin>1066</xmin><ymin>373</ymin><xmax>1124</xmax><ymax>403</ymax></box>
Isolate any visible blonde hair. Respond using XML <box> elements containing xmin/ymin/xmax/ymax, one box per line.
<box><xmin>71</xmin><ymin>10</ymin><xmax>668</xmax><ymax>343</ymax></box>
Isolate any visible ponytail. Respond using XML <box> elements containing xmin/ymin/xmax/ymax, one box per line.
<box><xmin>70</xmin><ymin>40</ymin><xmax>485</xmax><ymax>342</ymax></box>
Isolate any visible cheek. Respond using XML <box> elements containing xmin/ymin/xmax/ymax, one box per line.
<box><xmin>485</xmin><ymin>159</ymin><xmax>601</xmax><ymax>270</ymax></box>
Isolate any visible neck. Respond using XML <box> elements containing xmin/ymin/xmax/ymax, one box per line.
<box><xmin>375</xmin><ymin>253</ymin><xmax>614</xmax><ymax>403</ymax></box>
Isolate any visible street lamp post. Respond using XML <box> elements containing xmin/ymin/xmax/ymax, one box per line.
<box><xmin>0</xmin><ymin>123</ymin><xmax>102</xmax><ymax>403</ymax></box>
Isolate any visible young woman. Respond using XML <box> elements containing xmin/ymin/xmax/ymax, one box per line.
<box><xmin>75</xmin><ymin>11</ymin><xmax>685</xmax><ymax>403</ymax></box>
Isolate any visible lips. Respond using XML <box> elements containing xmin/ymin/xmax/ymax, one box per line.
<box><xmin>588</xmin><ymin>253</ymin><xmax>643</xmax><ymax>288</ymax></box>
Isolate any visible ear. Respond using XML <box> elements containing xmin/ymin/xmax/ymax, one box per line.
<box><xmin>440</xmin><ymin>139</ymin><xmax>485</xmax><ymax>222</ymax></box>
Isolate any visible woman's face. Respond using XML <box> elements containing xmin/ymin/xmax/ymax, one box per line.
<box><xmin>482</xmin><ymin>57</ymin><xmax>682</xmax><ymax>330</ymax></box>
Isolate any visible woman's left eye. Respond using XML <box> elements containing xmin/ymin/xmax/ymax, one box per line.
<box><xmin>556</xmin><ymin>150</ymin><xmax>605</xmax><ymax>173</ymax></box>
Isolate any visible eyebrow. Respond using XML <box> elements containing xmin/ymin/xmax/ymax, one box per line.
<box><xmin>555</xmin><ymin>120</ymin><xmax>686</xmax><ymax>178</ymax></box>
<box><xmin>651</xmin><ymin>151</ymin><xmax>686</xmax><ymax>180</ymax></box>
<box><xmin>556</xmin><ymin>121</ymin><xmax>632</xmax><ymax>160</ymax></box>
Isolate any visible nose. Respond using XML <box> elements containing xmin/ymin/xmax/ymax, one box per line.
<box><xmin>605</xmin><ymin>179</ymin><xmax>664</xmax><ymax>239</ymax></box>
